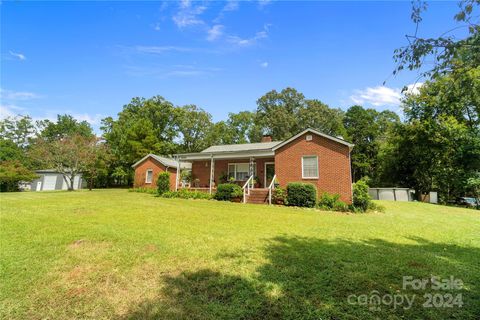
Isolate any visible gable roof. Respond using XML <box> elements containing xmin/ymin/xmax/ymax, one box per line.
<box><xmin>175</xmin><ymin>128</ymin><xmax>353</xmax><ymax>160</ymax></box>
<box><xmin>271</xmin><ymin>128</ymin><xmax>354</xmax><ymax>151</ymax></box>
<box><xmin>131</xmin><ymin>154</ymin><xmax>191</xmax><ymax>169</ymax></box>
<box><xmin>201</xmin><ymin>141</ymin><xmax>282</xmax><ymax>153</ymax></box>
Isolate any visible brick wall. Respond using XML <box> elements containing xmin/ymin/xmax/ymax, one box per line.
<box><xmin>191</xmin><ymin>158</ymin><xmax>275</xmax><ymax>188</ymax></box>
<box><xmin>133</xmin><ymin>157</ymin><xmax>177</xmax><ymax>190</ymax></box>
<box><xmin>274</xmin><ymin>133</ymin><xmax>353</xmax><ymax>203</ymax></box>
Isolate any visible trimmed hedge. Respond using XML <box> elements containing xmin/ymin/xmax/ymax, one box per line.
<box><xmin>286</xmin><ymin>182</ymin><xmax>317</xmax><ymax>207</ymax></box>
<box><xmin>157</xmin><ymin>172</ymin><xmax>170</xmax><ymax>195</ymax></box>
<box><xmin>214</xmin><ymin>183</ymin><xmax>243</xmax><ymax>201</ymax></box>
<box><xmin>161</xmin><ymin>189</ymin><xmax>213</xmax><ymax>200</ymax></box>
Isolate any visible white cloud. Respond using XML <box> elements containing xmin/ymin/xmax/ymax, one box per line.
<box><xmin>0</xmin><ymin>88</ymin><xmax>41</xmax><ymax>100</ymax></box>
<box><xmin>152</xmin><ymin>22</ymin><xmax>161</xmax><ymax>31</ymax></box>
<box><xmin>260</xmin><ymin>61</ymin><xmax>268</xmax><ymax>68</ymax></box>
<box><xmin>350</xmin><ymin>83</ymin><xmax>425</xmax><ymax>108</ymax></box>
<box><xmin>9</xmin><ymin>51</ymin><xmax>26</xmax><ymax>61</ymax></box>
<box><xmin>227</xmin><ymin>25</ymin><xmax>269</xmax><ymax>47</ymax></box>
<box><xmin>258</xmin><ymin>0</ymin><xmax>272</xmax><ymax>8</ymax></box>
<box><xmin>172</xmin><ymin>0</ymin><xmax>206</xmax><ymax>28</ymax></box>
<box><xmin>207</xmin><ymin>24</ymin><xmax>224</xmax><ymax>41</ymax></box>
<box><xmin>213</xmin><ymin>1</ymin><xmax>239</xmax><ymax>23</ymax></box>
<box><xmin>350</xmin><ymin>86</ymin><xmax>402</xmax><ymax>107</ymax></box>
<box><xmin>0</xmin><ymin>104</ymin><xmax>22</xmax><ymax>119</ymax></box>
<box><xmin>405</xmin><ymin>82</ymin><xmax>424</xmax><ymax>95</ymax></box>
<box><xmin>124</xmin><ymin>64</ymin><xmax>221</xmax><ymax>78</ymax></box>
<box><xmin>223</xmin><ymin>1</ymin><xmax>239</xmax><ymax>12</ymax></box>
<box><xmin>72</xmin><ymin>113</ymin><xmax>104</xmax><ymax>126</ymax></box>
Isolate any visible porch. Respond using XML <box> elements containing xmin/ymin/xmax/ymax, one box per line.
<box><xmin>175</xmin><ymin>152</ymin><xmax>277</xmax><ymax>204</ymax></box>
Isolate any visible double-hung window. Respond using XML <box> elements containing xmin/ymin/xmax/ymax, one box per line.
<box><xmin>302</xmin><ymin>156</ymin><xmax>318</xmax><ymax>179</ymax></box>
<box><xmin>145</xmin><ymin>169</ymin><xmax>153</xmax><ymax>183</ymax></box>
<box><xmin>228</xmin><ymin>163</ymin><xmax>255</xmax><ymax>181</ymax></box>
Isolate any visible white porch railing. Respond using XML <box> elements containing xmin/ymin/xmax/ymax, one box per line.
<box><xmin>267</xmin><ymin>174</ymin><xmax>277</xmax><ymax>205</ymax></box>
<box><xmin>242</xmin><ymin>175</ymin><xmax>254</xmax><ymax>203</ymax></box>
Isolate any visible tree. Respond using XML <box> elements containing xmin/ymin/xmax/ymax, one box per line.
<box><xmin>255</xmin><ymin>88</ymin><xmax>348</xmax><ymax>140</ymax></box>
<box><xmin>38</xmin><ymin>114</ymin><xmax>93</xmax><ymax>140</ymax></box>
<box><xmin>0</xmin><ymin>160</ymin><xmax>38</xmax><ymax>192</ymax></box>
<box><xmin>393</xmin><ymin>0</ymin><xmax>480</xmax><ymax>79</ymax></box>
<box><xmin>300</xmin><ymin>100</ymin><xmax>347</xmax><ymax>138</ymax></box>
<box><xmin>255</xmin><ymin>88</ymin><xmax>306</xmax><ymax>140</ymax></box>
<box><xmin>207</xmin><ymin>121</ymin><xmax>236</xmax><ymax>145</ymax></box>
<box><xmin>175</xmin><ymin>105</ymin><xmax>214</xmax><ymax>152</ymax></box>
<box><xmin>378</xmin><ymin>70</ymin><xmax>480</xmax><ymax>201</ymax></box>
<box><xmin>403</xmin><ymin>66</ymin><xmax>479</xmax><ymax>130</ymax></box>
<box><xmin>101</xmin><ymin>96</ymin><xmax>178</xmax><ymax>173</ymax></box>
<box><xmin>0</xmin><ymin>139</ymin><xmax>24</xmax><ymax>162</ymax></box>
<box><xmin>466</xmin><ymin>173</ymin><xmax>480</xmax><ymax>201</ymax></box>
<box><xmin>82</xmin><ymin>139</ymin><xmax>111</xmax><ymax>190</ymax></box>
<box><xmin>0</xmin><ymin>115</ymin><xmax>36</xmax><ymax>148</ymax></box>
<box><xmin>30</xmin><ymin>134</ymin><xmax>101</xmax><ymax>191</ymax></box>
<box><xmin>226</xmin><ymin>111</ymin><xmax>263</xmax><ymax>143</ymax></box>
<box><xmin>343</xmin><ymin>106</ymin><xmax>400</xmax><ymax>183</ymax></box>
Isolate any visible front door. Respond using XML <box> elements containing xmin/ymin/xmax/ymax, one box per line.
<box><xmin>265</xmin><ymin>163</ymin><xmax>275</xmax><ymax>187</ymax></box>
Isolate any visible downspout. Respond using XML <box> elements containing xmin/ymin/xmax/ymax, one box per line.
<box><xmin>348</xmin><ymin>147</ymin><xmax>353</xmax><ymax>203</ymax></box>
<box><xmin>175</xmin><ymin>156</ymin><xmax>180</xmax><ymax>191</ymax></box>
<box><xmin>209</xmin><ymin>155</ymin><xmax>214</xmax><ymax>194</ymax></box>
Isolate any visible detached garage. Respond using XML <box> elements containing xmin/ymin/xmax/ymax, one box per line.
<box><xmin>30</xmin><ymin>170</ymin><xmax>84</xmax><ymax>191</ymax></box>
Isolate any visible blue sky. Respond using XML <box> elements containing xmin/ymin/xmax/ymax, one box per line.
<box><xmin>1</xmin><ymin>1</ymin><xmax>461</xmax><ymax>131</ymax></box>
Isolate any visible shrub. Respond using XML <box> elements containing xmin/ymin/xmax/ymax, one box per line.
<box><xmin>317</xmin><ymin>192</ymin><xmax>349</xmax><ymax>212</ymax></box>
<box><xmin>214</xmin><ymin>183</ymin><xmax>243</xmax><ymax>201</ymax></box>
<box><xmin>161</xmin><ymin>189</ymin><xmax>213</xmax><ymax>200</ymax></box>
<box><xmin>352</xmin><ymin>179</ymin><xmax>371</xmax><ymax>212</ymax></box>
<box><xmin>368</xmin><ymin>201</ymin><xmax>386</xmax><ymax>213</ymax></box>
<box><xmin>286</xmin><ymin>182</ymin><xmax>316</xmax><ymax>208</ymax></box>
<box><xmin>157</xmin><ymin>172</ymin><xmax>170</xmax><ymax>195</ymax></box>
<box><xmin>272</xmin><ymin>187</ymin><xmax>287</xmax><ymax>205</ymax></box>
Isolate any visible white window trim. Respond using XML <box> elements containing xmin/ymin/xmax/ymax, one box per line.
<box><xmin>228</xmin><ymin>162</ymin><xmax>256</xmax><ymax>181</ymax></box>
<box><xmin>301</xmin><ymin>155</ymin><xmax>319</xmax><ymax>179</ymax></box>
<box><xmin>145</xmin><ymin>169</ymin><xmax>153</xmax><ymax>183</ymax></box>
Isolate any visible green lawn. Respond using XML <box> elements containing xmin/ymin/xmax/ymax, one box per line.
<box><xmin>1</xmin><ymin>189</ymin><xmax>479</xmax><ymax>319</ymax></box>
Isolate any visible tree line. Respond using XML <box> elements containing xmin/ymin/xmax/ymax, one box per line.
<box><xmin>1</xmin><ymin>0</ymin><xmax>479</xmax><ymax>202</ymax></box>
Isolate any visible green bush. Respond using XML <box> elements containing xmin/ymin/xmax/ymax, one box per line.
<box><xmin>157</xmin><ymin>172</ymin><xmax>170</xmax><ymax>195</ymax></box>
<box><xmin>272</xmin><ymin>187</ymin><xmax>287</xmax><ymax>205</ymax></box>
<box><xmin>317</xmin><ymin>192</ymin><xmax>349</xmax><ymax>212</ymax></box>
<box><xmin>161</xmin><ymin>189</ymin><xmax>213</xmax><ymax>200</ymax></box>
<box><xmin>352</xmin><ymin>179</ymin><xmax>371</xmax><ymax>212</ymax></box>
<box><xmin>214</xmin><ymin>183</ymin><xmax>243</xmax><ymax>201</ymax></box>
<box><xmin>286</xmin><ymin>182</ymin><xmax>317</xmax><ymax>208</ymax></box>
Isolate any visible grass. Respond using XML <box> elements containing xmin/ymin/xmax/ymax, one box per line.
<box><xmin>0</xmin><ymin>189</ymin><xmax>479</xmax><ymax>319</ymax></box>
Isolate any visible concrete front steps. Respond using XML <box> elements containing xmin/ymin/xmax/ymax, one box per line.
<box><xmin>246</xmin><ymin>188</ymin><xmax>269</xmax><ymax>204</ymax></box>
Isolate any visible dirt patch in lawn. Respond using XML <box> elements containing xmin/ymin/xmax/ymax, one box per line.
<box><xmin>67</xmin><ymin>239</ymin><xmax>112</xmax><ymax>251</ymax></box>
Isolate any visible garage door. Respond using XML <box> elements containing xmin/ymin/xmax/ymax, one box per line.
<box><xmin>73</xmin><ymin>176</ymin><xmax>80</xmax><ymax>189</ymax></box>
<box><xmin>42</xmin><ymin>175</ymin><xmax>57</xmax><ymax>191</ymax></box>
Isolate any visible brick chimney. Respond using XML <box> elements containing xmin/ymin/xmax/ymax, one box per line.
<box><xmin>261</xmin><ymin>135</ymin><xmax>272</xmax><ymax>143</ymax></box>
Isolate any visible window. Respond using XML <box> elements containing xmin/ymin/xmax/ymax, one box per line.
<box><xmin>228</xmin><ymin>163</ymin><xmax>256</xmax><ymax>181</ymax></box>
<box><xmin>302</xmin><ymin>156</ymin><xmax>318</xmax><ymax>179</ymax></box>
<box><xmin>145</xmin><ymin>169</ymin><xmax>153</xmax><ymax>183</ymax></box>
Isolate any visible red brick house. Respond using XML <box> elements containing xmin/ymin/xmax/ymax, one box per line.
<box><xmin>174</xmin><ymin>128</ymin><xmax>354</xmax><ymax>204</ymax></box>
<box><xmin>132</xmin><ymin>154</ymin><xmax>191</xmax><ymax>190</ymax></box>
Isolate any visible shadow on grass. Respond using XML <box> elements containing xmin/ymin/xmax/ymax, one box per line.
<box><xmin>122</xmin><ymin>237</ymin><xmax>480</xmax><ymax>319</ymax></box>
